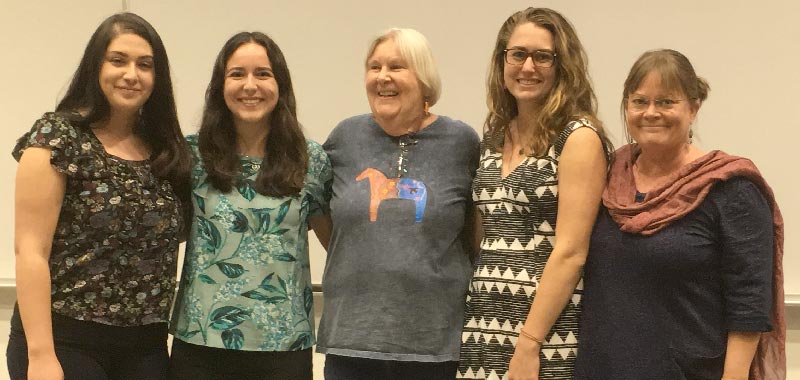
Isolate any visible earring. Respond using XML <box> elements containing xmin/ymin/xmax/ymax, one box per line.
<box><xmin>688</xmin><ymin>129</ymin><xmax>694</xmax><ymax>144</ymax></box>
<box><xmin>424</xmin><ymin>100</ymin><xmax>430</xmax><ymax>116</ymax></box>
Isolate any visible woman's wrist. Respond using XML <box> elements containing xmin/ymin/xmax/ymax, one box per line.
<box><xmin>27</xmin><ymin>344</ymin><xmax>57</xmax><ymax>359</ymax></box>
<box><xmin>518</xmin><ymin>328</ymin><xmax>544</xmax><ymax>352</ymax></box>
<box><xmin>520</xmin><ymin>329</ymin><xmax>544</xmax><ymax>344</ymax></box>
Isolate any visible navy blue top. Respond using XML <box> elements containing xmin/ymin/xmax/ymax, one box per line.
<box><xmin>575</xmin><ymin>177</ymin><xmax>773</xmax><ymax>380</ymax></box>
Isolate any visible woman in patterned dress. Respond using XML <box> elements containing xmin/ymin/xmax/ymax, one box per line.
<box><xmin>168</xmin><ymin>32</ymin><xmax>331</xmax><ymax>380</ymax></box>
<box><xmin>457</xmin><ymin>8</ymin><xmax>612</xmax><ymax>380</ymax></box>
<box><xmin>8</xmin><ymin>13</ymin><xmax>191</xmax><ymax>380</ymax></box>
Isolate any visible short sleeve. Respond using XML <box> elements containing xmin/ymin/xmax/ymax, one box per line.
<box><xmin>12</xmin><ymin>113</ymin><xmax>82</xmax><ymax>175</ymax></box>
<box><xmin>305</xmin><ymin>139</ymin><xmax>332</xmax><ymax>217</ymax></box>
<box><xmin>463</xmin><ymin>123</ymin><xmax>481</xmax><ymax>177</ymax></box>
<box><xmin>716</xmin><ymin>177</ymin><xmax>774</xmax><ymax>332</ymax></box>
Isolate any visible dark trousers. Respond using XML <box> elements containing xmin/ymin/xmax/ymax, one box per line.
<box><xmin>168</xmin><ymin>338</ymin><xmax>313</xmax><ymax>380</ymax></box>
<box><xmin>6</xmin><ymin>312</ymin><xmax>168</xmax><ymax>380</ymax></box>
<box><xmin>323</xmin><ymin>354</ymin><xmax>458</xmax><ymax>380</ymax></box>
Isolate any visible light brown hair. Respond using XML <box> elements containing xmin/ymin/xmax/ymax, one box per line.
<box><xmin>621</xmin><ymin>49</ymin><xmax>710</xmax><ymax>142</ymax></box>
<box><xmin>485</xmin><ymin>7</ymin><xmax>611</xmax><ymax>156</ymax></box>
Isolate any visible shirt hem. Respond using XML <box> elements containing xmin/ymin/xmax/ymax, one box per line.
<box><xmin>172</xmin><ymin>334</ymin><xmax>316</xmax><ymax>352</ymax></box>
<box><xmin>315</xmin><ymin>346</ymin><xmax>459</xmax><ymax>362</ymax></box>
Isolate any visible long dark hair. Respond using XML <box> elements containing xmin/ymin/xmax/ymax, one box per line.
<box><xmin>485</xmin><ymin>7</ymin><xmax>612</xmax><ymax>156</ymax></box>
<box><xmin>55</xmin><ymin>12</ymin><xmax>191</xmax><ymax>237</ymax></box>
<box><xmin>198</xmin><ymin>31</ymin><xmax>307</xmax><ymax>196</ymax></box>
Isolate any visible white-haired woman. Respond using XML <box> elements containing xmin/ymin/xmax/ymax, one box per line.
<box><xmin>315</xmin><ymin>28</ymin><xmax>480</xmax><ymax>379</ymax></box>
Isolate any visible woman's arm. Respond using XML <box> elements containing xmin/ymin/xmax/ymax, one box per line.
<box><xmin>717</xmin><ymin>178</ymin><xmax>775</xmax><ymax>380</ymax></box>
<box><xmin>309</xmin><ymin>214</ymin><xmax>332</xmax><ymax>251</ymax></box>
<box><xmin>721</xmin><ymin>331</ymin><xmax>761</xmax><ymax>380</ymax></box>
<box><xmin>463</xmin><ymin>207</ymin><xmax>483</xmax><ymax>262</ymax></box>
<box><xmin>507</xmin><ymin>127</ymin><xmax>607</xmax><ymax>380</ymax></box>
<box><xmin>15</xmin><ymin>147</ymin><xmax>67</xmax><ymax>380</ymax></box>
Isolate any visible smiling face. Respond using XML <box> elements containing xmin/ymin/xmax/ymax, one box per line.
<box><xmin>223</xmin><ymin>42</ymin><xmax>279</xmax><ymax>130</ymax></box>
<box><xmin>503</xmin><ymin>22</ymin><xmax>556</xmax><ymax>108</ymax></box>
<box><xmin>98</xmin><ymin>33</ymin><xmax>155</xmax><ymax>115</ymax></box>
<box><xmin>365</xmin><ymin>39</ymin><xmax>425</xmax><ymax>126</ymax></box>
<box><xmin>626</xmin><ymin>71</ymin><xmax>698</xmax><ymax>150</ymax></box>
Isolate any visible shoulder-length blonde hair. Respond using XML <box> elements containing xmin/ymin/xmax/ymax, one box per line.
<box><xmin>485</xmin><ymin>7</ymin><xmax>610</xmax><ymax>156</ymax></box>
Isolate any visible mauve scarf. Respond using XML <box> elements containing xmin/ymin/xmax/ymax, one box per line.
<box><xmin>602</xmin><ymin>144</ymin><xmax>785</xmax><ymax>380</ymax></box>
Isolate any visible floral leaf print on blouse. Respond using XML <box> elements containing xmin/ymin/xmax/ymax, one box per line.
<box><xmin>289</xmin><ymin>332</ymin><xmax>313</xmax><ymax>351</ymax></box>
<box><xmin>237</xmin><ymin>179</ymin><xmax>258</xmax><ymax>201</ymax></box>
<box><xmin>197</xmin><ymin>216</ymin><xmax>223</xmax><ymax>251</ymax></box>
<box><xmin>209</xmin><ymin>305</ymin><xmax>250</xmax><ymax>330</ymax></box>
<box><xmin>239</xmin><ymin>272</ymin><xmax>290</xmax><ymax>304</ymax></box>
<box><xmin>198</xmin><ymin>274</ymin><xmax>216</xmax><ymax>284</ymax></box>
<box><xmin>222</xmin><ymin>328</ymin><xmax>245</xmax><ymax>350</ymax></box>
<box><xmin>171</xmin><ymin>137</ymin><xmax>331</xmax><ymax>351</ymax></box>
<box><xmin>303</xmin><ymin>286</ymin><xmax>313</xmax><ymax>316</ymax></box>
<box><xmin>216</xmin><ymin>262</ymin><xmax>246</xmax><ymax>278</ymax></box>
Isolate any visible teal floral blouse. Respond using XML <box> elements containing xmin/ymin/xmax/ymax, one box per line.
<box><xmin>170</xmin><ymin>135</ymin><xmax>331</xmax><ymax>351</ymax></box>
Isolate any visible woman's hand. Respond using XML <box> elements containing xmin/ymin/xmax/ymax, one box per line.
<box><xmin>309</xmin><ymin>214</ymin><xmax>332</xmax><ymax>251</ymax></box>
<box><xmin>28</xmin><ymin>351</ymin><xmax>64</xmax><ymax>380</ymax></box>
<box><xmin>507</xmin><ymin>336</ymin><xmax>541</xmax><ymax>380</ymax></box>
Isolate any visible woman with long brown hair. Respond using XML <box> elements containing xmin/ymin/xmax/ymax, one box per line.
<box><xmin>168</xmin><ymin>31</ymin><xmax>331</xmax><ymax>380</ymax></box>
<box><xmin>458</xmin><ymin>7</ymin><xmax>612</xmax><ymax>380</ymax></box>
<box><xmin>8</xmin><ymin>12</ymin><xmax>190</xmax><ymax>380</ymax></box>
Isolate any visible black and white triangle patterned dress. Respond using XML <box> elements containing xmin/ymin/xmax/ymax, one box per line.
<box><xmin>457</xmin><ymin>120</ymin><xmax>600</xmax><ymax>380</ymax></box>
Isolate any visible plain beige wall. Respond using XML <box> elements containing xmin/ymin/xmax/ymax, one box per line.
<box><xmin>0</xmin><ymin>0</ymin><xmax>798</xmax><ymax>377</ymax></box>
<box><xmin>1</xmin><ymin>0</ymin><xmax>798</xmax><ymax>290</ymax></box>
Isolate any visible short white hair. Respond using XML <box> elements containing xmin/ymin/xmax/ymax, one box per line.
<box><xmin>366</xmin><ymin>28</ymin><xmax>442</xmax><ymax>106</ymax></box>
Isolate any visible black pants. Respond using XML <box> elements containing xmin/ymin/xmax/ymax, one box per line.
<box><xmin>168</xmin><ymin>338</ymin><xmax>313</xmax><ymax>380</ymax></box>
<box><xmin>323</xmin><ymin>354</ymin><xmax>458</xmax><ymax>380</ymax></box>
<box><xmin>6</xmin><ymin>311</ymin><xmax>169</xmax><ymax>380</ymax></box>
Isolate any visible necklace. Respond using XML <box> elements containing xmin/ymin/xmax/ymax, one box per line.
<box><xmin>396</xmin><ymin>133</ymin><xmax>418</xmax><ymax>178</ymax></box>
<box><xmin>507</xmin><ymin>121</ymin><xmax>527</xmax><ymax>156</ymax></box>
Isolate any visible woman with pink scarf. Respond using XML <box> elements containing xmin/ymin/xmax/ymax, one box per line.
<box><xmin>575</xmin><ymin>49</ymin><xmax>785</xmax><ymax>380</ymax></box>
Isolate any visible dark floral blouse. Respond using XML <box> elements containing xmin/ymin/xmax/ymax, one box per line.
<box><xmin>12</xmin><ymin>112</ymin><xmax>184</xmax><ymax>326</ymax></box>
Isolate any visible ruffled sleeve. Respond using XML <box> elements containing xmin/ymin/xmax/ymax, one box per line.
<box><xmin>12</xmin><ymin>113</ymin><xmax>83</xmax><ymax>176</ymax></box>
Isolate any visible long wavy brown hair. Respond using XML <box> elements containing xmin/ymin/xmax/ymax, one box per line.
<box><xmin>198</xmin><ymin>32</ymin><xmax>307</xmax><ymax>197</ymax></box>
<box><xmin>56</xmin><ymin>12</ymin><xmax>192</xmax><ymax>238</ymax></box>
<box><xmin>485</xmin><ymin>7</ymin><xmax>612</xmax><ymax>156</ymax></box>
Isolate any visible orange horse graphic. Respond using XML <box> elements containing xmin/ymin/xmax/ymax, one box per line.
<box><xmin>356</xmin><ymin>168</ymin><xmax>427</xmax><ymax>222</ymax></box>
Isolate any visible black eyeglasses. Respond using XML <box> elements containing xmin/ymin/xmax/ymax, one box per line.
<box><xmin>396</xmin><ymin>134</ymin><xmax>418</xmax><ymax>178</ymax></box>
<box><xmin>503</xmin><ymin>48</ymin><xmax>557</xmax><ymax>68</ymax></box>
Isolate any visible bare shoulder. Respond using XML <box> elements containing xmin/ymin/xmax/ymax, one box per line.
<box><xmin>563</xmin><ymin>126</ymin><xmax>604</xmax><ymax>153</ymax></box>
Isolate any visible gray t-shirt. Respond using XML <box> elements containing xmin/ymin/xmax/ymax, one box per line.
<box><xmin>317</xmin><ymin>114</ymin><xmax>480</xmax><ymax>361</ymax></box>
